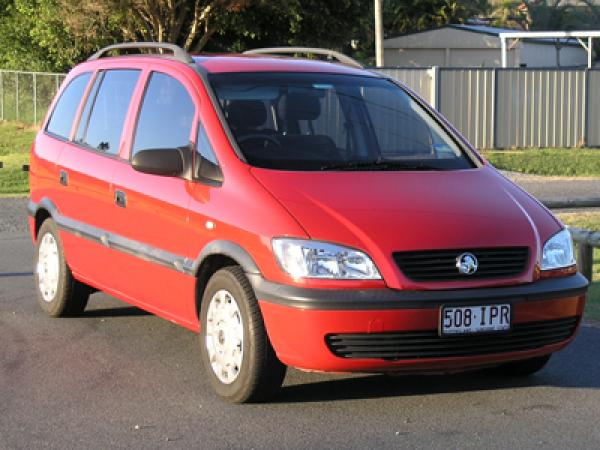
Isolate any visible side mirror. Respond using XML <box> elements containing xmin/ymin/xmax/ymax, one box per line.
<box><xmin>196</xmin><ymin>155</ymin><xmax>224</xmax><ymax>185</ymax></box>
<box><xmin>131</xmin><ymin>148</ymin><xmax>185</xmax><ymax>177</ymax></box>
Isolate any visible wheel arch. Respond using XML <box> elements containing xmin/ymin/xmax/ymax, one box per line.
<box><xmin>28</xmin><ymin>198</ymin><xmax>60</xmax><ymax>240</ymax></box>
<box><xmin>193</xmin><ymin>240</ymin><xmax>261</xmax><ymax>318</ymax></box>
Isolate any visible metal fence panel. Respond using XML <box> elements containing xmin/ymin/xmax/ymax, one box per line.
<box><xmin>374</xmin><ymin>68</ymin><xmax>433</xmax><ymax>104</ymax></box>
<box><xmin>496</xmin><ymin>69</ymin><xmax>586</xmax><ymax>148</ymax></box>
<box><xmin>0</xmin><ymin>70</ymin><xmax>66</xmax><ymax>126</ymax></box>
<box><xmin>438</xmin><ymin>69</ymin><xmax>495</xmax><ymax>149</ymax></box>
<box><xmin>36</xmin><ymin>74</ymin><xmax>64</xmax><ymax>125</ymax></box>
<box><xmin>18</xmin><ymin>73</ymin><xmax>34</xmax><ymax>124</ymax></box>
<box><xmin>1</xmin><ymin>72</ymin><xmax>17</xmax><ymax>122</ymax></box>
<box><xmin>0</xmin><ymin>67</ymin><xmax>597</xmax><ymax>148</ymax></box>
<box><xmin>587</xmin><ymin>70</ymin><xmax>600</xmax><ymax>147</ymax></box>
<box><xmin>373</xmin><ymin>66</ymin><xmax>594</xmax><ymax>149</ymax></box>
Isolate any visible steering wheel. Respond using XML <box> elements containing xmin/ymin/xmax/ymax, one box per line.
<box><xmin>237</xmin><ymin>134</ymin><xmax>281</xmax><ymax>152</ymax></box>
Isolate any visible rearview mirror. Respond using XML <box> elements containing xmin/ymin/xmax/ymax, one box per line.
<box><xmin>131</xmin><ymin>148</ymin><xmax>185</xmax><ymax>177</ymax></box>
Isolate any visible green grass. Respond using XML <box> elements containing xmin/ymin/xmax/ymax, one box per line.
<box><xmin>2</xmin><ymin>124</ymin><xmax>600</xmax><ymax>194</ymax></box>
<box><xmin>557</xmin><ymin>212</ymin><xmax>600</xmax><ymax>321</ymax></box>
<box><xmin>0</xmin><ymin>121</ymin><xmax>36</xmax><ymax>196</ymax></box>
<box><xmin>481</xmin><ymin>148</ymin><xmax>600</xmax><ymax>177</ymax></box>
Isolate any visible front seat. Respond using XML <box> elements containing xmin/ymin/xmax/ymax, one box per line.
<box><xmin>225</xmin><ymin>100</ymin><xmax>270</xmax><ymax>137</ymax></box>
<box><xmin>276</xmin><ymin>92</ymin><xmax>340</xmax><ymax>161</ymax></box>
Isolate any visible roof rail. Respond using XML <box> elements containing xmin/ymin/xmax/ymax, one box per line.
<box><xmin>243</xmin><ymin>47</ymin><xmax>363</xmax><ymax>69</ymax></box>
<box><xmin>88</xmin><ymin>42</ymin><xmax>194</xmax><ymax>64</ymax></box>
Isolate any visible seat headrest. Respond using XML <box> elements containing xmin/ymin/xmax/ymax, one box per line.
<box><xmin>278</xmin><ymin>93</ymin><xmax>321</xmax><ymax>121</ymax></box>
<box><xmin>225</xmin><ymin>100</ymin><xmax>267</xmax><ymax>129</ymax></box>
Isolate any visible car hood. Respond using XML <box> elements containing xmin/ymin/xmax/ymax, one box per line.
<box><xmin>251</xmin><ymin>165</ymin><xmax>562</xmax><ymax>289</ymax></box>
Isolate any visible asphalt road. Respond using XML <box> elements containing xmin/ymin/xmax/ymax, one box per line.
<box><xmin>503</xmin><ymin>172</ymin><xmax>600</xmax><ymax>206</ymax></box>
<box><xmin>2</xmin><ymin>198</ymin><xmax>600</xmax><ymax>449</ymax></box>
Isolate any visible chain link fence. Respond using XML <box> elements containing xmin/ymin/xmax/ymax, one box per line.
<box><xmin>0</xmin><ymin>70</ymin><xmax>67</xmax><ymax>126</ymax></box>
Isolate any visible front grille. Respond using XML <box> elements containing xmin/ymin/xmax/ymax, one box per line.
<box><xmin>326</xmin><ymin>316</ymin><xmax>578</xmax><ymax>360</ymax></box>
<box><xmin>393</xmin><ymin>247</ymin><xmax>529</xmax><ymax>281</ymax></box>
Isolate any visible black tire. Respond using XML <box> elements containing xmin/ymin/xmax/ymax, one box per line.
<box><xmin>497</xmin><ymin>354</ymin><xmax>552</xmax><ymax>377</ymax></box>
<box><xmin>34</xmin><ymin>218</ymin><xmax>90</xmax><ymax>317</ymax></box>
<box><xmin>199</xmin><ymin>266</ymin><xmax>286</xmax><ymax>403</ymax></box>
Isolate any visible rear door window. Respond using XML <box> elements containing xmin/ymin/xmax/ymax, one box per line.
<box><xmin>76</xmin><ymin>70</ymin><xmax>140</xmax><ymax>155</ymax></box>
<box><xmin>132</xmin><ymin>72</ymin><xmax>195</xmax><ymax>155</ymax></box>
<box><xmin>75</xmin><ymin>74</ymin><xmax>103</xmax><ymax>142</ymax></box>
<box><xmin>46</xmin><ymin>72</ymin><xmax>92</xmax><ymax>139</ymax></box>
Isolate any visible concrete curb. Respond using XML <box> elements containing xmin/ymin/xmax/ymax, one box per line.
<box><xmin>541</xmin><ymin>198</ymin><xmax>600</xmax><ymax>209</ymax></box>
<box><xmin>583</xmin><ymin>319</ymin><xmax>600</xmax><ymax>329</ymax></box>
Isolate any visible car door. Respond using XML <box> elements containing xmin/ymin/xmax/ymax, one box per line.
<box><xmin>55</xmin><ymin>68</ymin><xmax>142</xmax><ymax>289</ymax></box>
<box><xmin>35</xmin><ymin>71</ymin><xmax>92</xmax><ymax>221</ymax></box>
<box><xmin>109</xmin><ymin>69</ymin><xmax>203</xmax><ymax>327</ymax></box>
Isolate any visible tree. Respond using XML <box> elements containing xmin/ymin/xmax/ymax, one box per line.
<box><xmin>384</xmin><ymin>0</ymin><xmax>490</xmax><ymax>36</ymax></box>
<box><xmin>205</xmin><ymin>0</ymin><xmax>372</xmax><ymax>60</ymax></box>
<box><xmin>0</xmin><ymin>0</ymin><xmax>255</xmax><ymax>70</ymax></box>
<box><xmin>490</xmin><ymin>1</ymin><xmax>530</xmax><ymax>30</ymax></box>
<box><xmin>0</xmin><ymin>0</ymin><xmax>74</xmax><ymax>71</ymax></box>
<box><xmin>528</xmin><ymin>0</ymin><xmax>596</xmax><ymax>31</ymax></box>
<box><xmin>0</xmin><ymin>0</ymin><xmax>119</xmax><ymax>71</ymax></box>
<box><xmin>109</xmin><ymin>0</ymin><xmax>252</xmax><ymax>52</ymax></box>
<box><xmin>0</xmin><ymin>0</ymin><xmax>494</xmax><ymax>71</ymax></box>
<box><xmin>491</xmin><ymin>1</ymin><xmax>600</xmax><ymax>31</ymax></box>
<box><xmin>491</xmin><ymin>0</ymin><xmax>600</xmax><ymax>59</ymax></box>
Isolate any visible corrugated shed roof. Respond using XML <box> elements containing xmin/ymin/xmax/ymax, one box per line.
<box><xmin>386</xmin><ymin>24</ymin><xmax>580</xmax><ymax>47</ymax></box>
<box><xmin>449</xmin><ymin>24</ymin><xmax>522</xmax><ymax>35</ymax></box>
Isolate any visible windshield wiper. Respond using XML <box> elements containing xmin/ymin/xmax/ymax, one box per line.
<box><xmin>320</xmin><ymin>160</ymin><xmax>440</xmax><ymax>171</ymax></box>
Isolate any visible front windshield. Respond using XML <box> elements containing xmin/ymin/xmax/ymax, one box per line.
<box><xmin>209</xmin><ymin>72</ymin><xmax>474</xmax><ymax>171</ymax></box>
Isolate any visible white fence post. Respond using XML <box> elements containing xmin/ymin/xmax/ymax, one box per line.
<box><xmin>493</xmin><ymin>68</ymin><xmax>498</xmax><ymax>149</ymax></box>
<box><xmin>428</xmin><ymin>66</ymin><xmax>440</xmax><ymax>110</ymax></box>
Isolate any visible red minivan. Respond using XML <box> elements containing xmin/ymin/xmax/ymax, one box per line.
<box><xmin>28</xmin><ymin>43</ymin><xmax>588</xmax><ymax>402</ymax></box>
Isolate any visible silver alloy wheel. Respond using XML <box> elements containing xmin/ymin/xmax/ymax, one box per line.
<box><xmin>37</xmin><ymin>232</ymin><xmax>60</xmax><ymax>302</ymax></box>
<box><xmin>205</xmin><ymin>289</ymin><xmax>244</xmax><ymax>384</ymax></box>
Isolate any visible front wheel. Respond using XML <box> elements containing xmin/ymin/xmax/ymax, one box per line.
<box><xmin>199</xmin><ymin>266</ymin><xmax>286</xmax><ymax>403</ymax></box>
<box><xmin>497</xmin><ymin>354</ymin><xmax>552</xmax><ymax>377</ymax></box>
<box><xmin>34</xmin><ymin>219</ymin><xmax>90</xmax><ymax>317</ymax></box>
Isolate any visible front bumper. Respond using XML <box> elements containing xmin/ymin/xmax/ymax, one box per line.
<box><xmin>251</xmin><ymin>273</ymin><xmax>588</xmax><ymax>373</ymax></box>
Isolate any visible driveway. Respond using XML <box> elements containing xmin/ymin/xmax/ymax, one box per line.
<box><xmin>504</xmin><ymin>171</ymin><xmax>600</xmax><ymax>207</ymax></box>
<box><xmin>2</xmin><ymin>198</ymin><xmax>599</xmax><ymax>449</ymax></box>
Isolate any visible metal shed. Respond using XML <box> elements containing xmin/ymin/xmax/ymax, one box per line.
<box><xmin>383</xmin><ymin>25</ymin><xmax>588</xmax><ymax>68</ymax></box>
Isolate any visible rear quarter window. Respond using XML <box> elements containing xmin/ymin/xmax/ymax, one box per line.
<box><xmin>46</xmin><ymin>73</ymin><xmax>92</xmax><ymax>139</ymax></box>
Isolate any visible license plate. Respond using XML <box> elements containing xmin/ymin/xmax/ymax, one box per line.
<box><xmin>440</xmin><ymin>304</ymin><xmax>511</xmax><ymax>336</ymax></box>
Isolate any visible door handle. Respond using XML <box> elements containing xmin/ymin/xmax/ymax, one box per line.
<box><xmin>114</xmin><ymin>190</ymin><xmax>127</xmax><ymax>208</ymax></box>
<box><xmin>59</xmin><ymin>170</ymin><xmax>68</xmax><ymax>186</ymax></box>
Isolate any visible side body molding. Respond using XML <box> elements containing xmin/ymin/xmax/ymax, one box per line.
<box><xmin>28</xmin><ymin>199</ymin><xmax>262</xmax><ymax>277</ymax></box>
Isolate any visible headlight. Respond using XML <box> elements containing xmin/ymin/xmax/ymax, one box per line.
<box><xmin>541</xmin><ymin>229</ymin><xmax>575</xmax><ymax>271</ymax></box>
<box><xmin>272</xmin><ymin>238</ymin><xmax>381</xmax><ymax>280</ymax></box>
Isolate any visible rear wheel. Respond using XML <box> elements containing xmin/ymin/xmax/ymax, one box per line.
<box><xmin>199</xmin><ymin>266</ymin><xmax>286</xmax><ymax>403</ymax></box>
<box><xmin>34</xmin><ymin>219</ymin><xmax>90</xmax><ymax>317</ymax></box>
<box><xmin>498</xmin><ymin>354</ymin><xmax>552</xmax><ymax>376</ymax></box>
